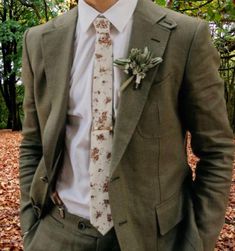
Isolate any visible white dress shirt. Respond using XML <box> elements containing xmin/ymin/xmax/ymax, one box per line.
<box><xmin>56</xmin><ymin>0</ymin><xmax>138</xmax><ymax>219</ymax></box>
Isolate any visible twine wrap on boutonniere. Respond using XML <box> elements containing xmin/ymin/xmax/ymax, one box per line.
<box><xmin>114</xmin><ymin>47</ymin><xmax>163</xmax><ymax>92</ymax></box>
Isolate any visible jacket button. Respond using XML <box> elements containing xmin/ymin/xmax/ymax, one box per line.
<box><xmin>40</xmin><ymin>176</ymin><xmax>48</xmax><ymax>183</ymax></box>
<box><xmin>110</xmin><ymin>176</ymin><xmax>120</xmax><ymax>182</ymax></box>
<box><xmin>33</xmin><ymin>205</ymin><xmax>41</xmax><ymax>218</ymax></box>
<box><xmin>119</xmin><ymin>220</ymin><xmax>128</xmax><ymax>226</ymax></box>
<box><xmin>78</xmin><ymin>221</ymin><xmax>86</xmax><ymax>230</ymax></box>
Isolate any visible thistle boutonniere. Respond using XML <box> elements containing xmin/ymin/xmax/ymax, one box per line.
<box><xmin>114</xmin><ymin>47</ymin><xmax>163</xmax><ymax>92</ymax></box>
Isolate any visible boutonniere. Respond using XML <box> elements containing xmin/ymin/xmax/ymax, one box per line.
<box><xmin>114</xmin><ymin>47</ymin><xmax>163</xmax><ymax>92</ymax></box>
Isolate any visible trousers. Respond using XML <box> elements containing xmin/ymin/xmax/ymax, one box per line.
<box><xmin>24</xmin><ymin>202</ymin><xmax>121</xmax><ymax>251</ymax></box>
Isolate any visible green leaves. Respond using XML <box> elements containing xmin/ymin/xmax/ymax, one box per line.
<box><xmin>0</xmin><ymin>20</ymin><xmax>23</xmax><ymax>43</ymax></box>
<box><xmin>161</xmin><ymin>0</ymin><xmax>235</xmax><ymax>22</ymax></box>
<box><xmin>114</xmin><ymin>47</ymin><xmax>163</xmax><ymax>91</ymax></box>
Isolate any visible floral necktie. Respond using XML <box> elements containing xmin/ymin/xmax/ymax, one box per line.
<box><xmin>89</xmin><ymin>17</ymin><xmax>114</xmax><ymax>235</ymax></box>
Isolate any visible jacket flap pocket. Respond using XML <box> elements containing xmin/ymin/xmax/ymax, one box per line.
<box><xmin>155</xmin><ymin>191</ymin><xmax>184</xmax><ymax>236</ymax></box>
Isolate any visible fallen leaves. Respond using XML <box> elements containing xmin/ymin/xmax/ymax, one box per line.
<box><xmin>0</xmin><ymin>130</ymin><xmax>23</xmax><ymax>251</ymax></box>
<box><xmin>215</xmin><ymin>172</ymin><xmax>235</xmax><ymax>251</ymax></box>
<box><xmin>0</xmin><ymin>130</ymin><xmax>234</xmax><ymax>250</ymax></box>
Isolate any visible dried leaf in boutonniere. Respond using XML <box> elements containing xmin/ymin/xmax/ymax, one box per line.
<box><xmin>114</xmin><ymin>47</ymin><xmax>163</xmax><ymax>92</ymax></box>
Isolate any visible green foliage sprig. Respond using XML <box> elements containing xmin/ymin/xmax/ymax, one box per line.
<box><xmin>114</xmin><ymin>47</ymin><xmax>163</xmax><ymax>91</ymax></box>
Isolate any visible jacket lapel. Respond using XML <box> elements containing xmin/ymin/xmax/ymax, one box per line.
<box><xmin>40</xmin><ymin>1</ymin><xmax>175</xmax><ymax>178</ymax></box>
<box><xmin>110</xmin><ymin>0</ymin><xmax>176</xmax><ymax>176</ymax></box>
<box><xmin>41</xmin><ymin>7</ymin><xmax>78</xmax><ymax>176</ymax></box>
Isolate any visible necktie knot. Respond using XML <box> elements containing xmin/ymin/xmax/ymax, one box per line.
<box><xmin>93</xmin><ymin>17</ymin><xmax>111</xmax><ymax>34</ymax></box>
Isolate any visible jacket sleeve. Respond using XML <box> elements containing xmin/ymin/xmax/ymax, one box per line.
<box><xmin>19</xmin><ymin>29</ymin><xmax>43</xmax><ymax>235</ymax></box>
<box><xmin>182</xmin><ymin>20</ymin><xmax>234</xmax><ymax>251</ymax></box>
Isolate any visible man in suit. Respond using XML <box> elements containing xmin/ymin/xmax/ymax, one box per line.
<box><xmin>19</xmin><ymin>0</ymin><xmax>234</xmax><ymax>250</ymax></box>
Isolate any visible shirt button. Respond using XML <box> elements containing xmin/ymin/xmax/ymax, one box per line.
<box><xmin>33</xmin><ymin>205</ymin><xmax>41</xmax><ymax>218</ymax></box>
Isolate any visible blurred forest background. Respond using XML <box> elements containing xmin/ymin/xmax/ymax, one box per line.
<box><xmin>0</xmin><ymin>0</ymin><xmax>234</xmax><ymax>132</ymax></box>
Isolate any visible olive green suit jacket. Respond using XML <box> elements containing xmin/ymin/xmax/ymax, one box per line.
<box><xmin>20</xmin><ymin>0</ymin><xmax>234</xmax><ymax>250</ymax></box>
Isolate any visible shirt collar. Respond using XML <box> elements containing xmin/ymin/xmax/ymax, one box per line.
<box><xmin>79</xmin><ymin>0</ymin><xmax>138</xmax><ymax>33</ymax></box>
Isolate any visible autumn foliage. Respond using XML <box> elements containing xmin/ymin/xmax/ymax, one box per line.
<box><xmin>0</xmin><ymin>130</ymin><xmax>234</xmax><ymax>250</ymax></box>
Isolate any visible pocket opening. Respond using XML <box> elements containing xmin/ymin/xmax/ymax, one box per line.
<box><xmin>155</xmin><ymin>191</ymin><xmax>185</xmax><ymax>235</ymax></box>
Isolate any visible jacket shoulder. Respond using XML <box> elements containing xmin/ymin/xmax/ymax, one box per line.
<box><xmin>161</xmin><ymin>6</ymin><xmax>205</xmax><ymax>29</ymax></box>
<box><xmin>137</xmin><ymin>0</ymin><xmax>205</xmax><ymax>35</ymax></box>
<box><xmin>155</xmin><ymin>5</ymin><xmax>208</xmax><ymax>44</ymax></box>
<box><xmin>25</xmin><ymin>7</ymin><xmax>78</xmax><ymax>45</ymax></box>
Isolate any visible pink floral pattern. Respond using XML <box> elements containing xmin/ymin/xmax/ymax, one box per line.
<box><xmin>89</xmin><ymin>17</ymin><xmax>114</xmax><ymax>235</ymax></box>
<box><xmin>91</xmin><ymin>147</ymin><xmax>99</xmax><ymax>162</ymax></box>
<box><xmin>96</xmin><ymin>134</ymin><xmax>105</xmax><ymax>141</ymax></box>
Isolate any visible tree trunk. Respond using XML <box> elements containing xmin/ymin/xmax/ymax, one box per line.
<box><xmin>1</xmin><ymin>0</ymin><xmax>22</xmax><ymax>130</ymax></box>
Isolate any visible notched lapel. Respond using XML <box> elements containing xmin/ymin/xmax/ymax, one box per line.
<box><xmin>41</xmin><ymin>9</ymin><xmax>77</xmax><ymax>175</ymax></box>
<box><xmin>110</xmin><ymin>7</ymin><xmax>176</xmax><ymax>176</ymax></box>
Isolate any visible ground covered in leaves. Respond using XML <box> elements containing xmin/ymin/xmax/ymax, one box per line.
<box><xmin>0</xmin><ymin>130</ymin><xmax>234</xmax><ymax>250</ymax></box>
